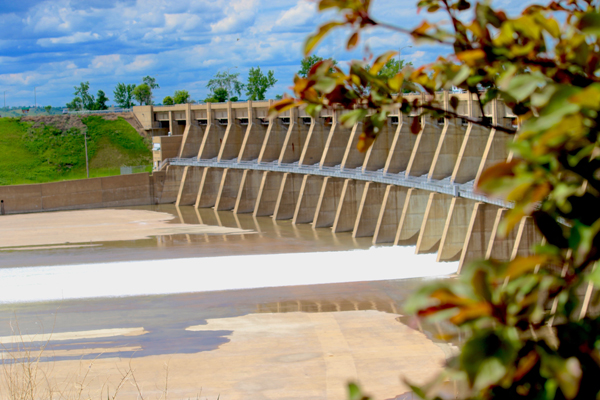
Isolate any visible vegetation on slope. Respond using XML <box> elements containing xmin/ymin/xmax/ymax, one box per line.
<box><xmin>0</xmin><ymin>116</ymin><xmax>151</xmax><ymax>186</ymax></box>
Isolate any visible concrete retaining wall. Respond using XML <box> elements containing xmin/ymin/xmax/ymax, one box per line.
<box><xmin>0</xmin><ymin>173</ymin><xmax>156</xmax><ymax>214</ymax></box>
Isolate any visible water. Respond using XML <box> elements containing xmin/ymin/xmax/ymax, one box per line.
<box><xmin>1</xmin><ymin>204</ymin><xmax>381</xmax><ymax>268</ymax></box>
<box><xmin>0</xmin><ymin>204</ymin><xmax>458</xmax><ymax>304</ymax></box>
<box><xmin>0</xmin><ymin>204</ymin><xmax>459</xmax><ymax>396</ymax></box>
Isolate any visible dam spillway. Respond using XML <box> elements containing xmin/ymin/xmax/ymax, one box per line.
<box><xmin>136</xmin><ymin>93</ymin><xmax>542</xmax><ymax>272</ymax></box>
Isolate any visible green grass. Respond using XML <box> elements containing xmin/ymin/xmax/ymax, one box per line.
<box><xmin>0</xmin><ymin>116</ymin><xmax>152</xmax><ymax>186</ymax></box>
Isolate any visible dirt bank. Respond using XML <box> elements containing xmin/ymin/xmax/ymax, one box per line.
<box><xmin>0</xmin><ymin>209</ymin><xmax>250</xmax><ymax>248</ymax></box>
<box><xmin>22</xmin><ymin>112</ymin><xmax>147</xmax><ymax>137</ymax></box>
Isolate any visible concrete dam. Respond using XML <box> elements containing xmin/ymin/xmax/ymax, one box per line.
<box><xmin>132</xmin><ymin>92</ymin><xmax>542</xmax><ymax>272</ymax></box>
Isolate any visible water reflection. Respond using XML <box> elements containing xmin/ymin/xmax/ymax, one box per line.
<box><xmin>255</xmin><ymin>298</ymin><xmax>400</xmax><ymax>314</ymax></box>
<box><xmin>1</xmin><ymin>204</ymin><xmax>375</xmax><ymax>268</ymax></box>
<box><xmin>0</xmin><ymin>278</ymin><xmax>434</xmax><ymax>362</ymax></box>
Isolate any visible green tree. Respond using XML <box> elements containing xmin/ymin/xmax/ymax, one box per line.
<box><xmin>272</xmin><ymin>0</ymin><xmax>600</xmax><ymax>398</ymax></box>
<box><xmin>245</xmin><ymin>67</ymin><xmax>277</xmax><ymax>101</ymax></box>
<box><xmin>142</xmin><ymin>76</ymin><xmax>159</xmax><ymax>105</ymax></box>
<box><xmin>298</xmin><ymin>55</ymin><xmax>337</xmax><ymax>77</ymax></box>
<box><xmin>133</xmin><ymin>84</ymin><xmax>152</xmax><ymax>106</ymax></box>
<box><xmin>204</xmin><ymin>88</ymin><xmax>229</xmax><ymax>103</ymax></box>
<box><xmin>91</xmin><ymin>90</ymin><xmax>109</xmax><ymax>110</ymax></box>
<box><xmin>65</xmin><ymin>97</ymin><xmax>82</xmax><ymax>111</ymax></box>
<box><xmin>206</xmin><ymin>70</ymin><xmax>244</xmax><ymax>100</ymax></box>
<box><xmin>44</xmin><ymin>106</ymin><xmax>52</xmax><ymax>114</ymax></box>
<box><xmin>113</xmin><ymin>83</ymin><xmax>136</xmax><ymax>109</ymax></box>
<box><xmin>163</xmin><ymin>96</ymin><xmax>174</xmax><ymax>105</ymax></box>
<box><xmin>73</xmin><ymin>82</ymin><xmax>94</xmax><ymax>110</ymax></box>
<box><xmin>376</xmin><ymin>58</ymin><xmax>411</xmax><ymax>79</ymax></box>
<box><xmin>142</xmin><ymin>76</ymin><xmax>159</xmax><ymax>90</ymax></box>
<box><xmin>173</xmin><ymin>90</ymin><xmax>192</xmax><ymax>104</ymax></box>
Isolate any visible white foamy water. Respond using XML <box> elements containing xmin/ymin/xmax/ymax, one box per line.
<box><xmin>0</xmin><ymin>246</ymin><xmax>458</xmax><ymax>304</ymax></box>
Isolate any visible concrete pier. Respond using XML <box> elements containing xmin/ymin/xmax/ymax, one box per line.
<box><xmin>293</xmin><ymin>175</ymin><xmax>324</xmax><ymax>225</ymax></box>
<box><xmin>254</xmin><ymin>171</ymin><xmax>284</xmax><ymax>217</ymax></box>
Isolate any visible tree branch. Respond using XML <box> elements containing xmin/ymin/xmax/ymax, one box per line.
<box><xmin>374</xmin><ymin>21</ymin><xmax>455</xmax><ymax>46</ymax></box>
<box><xmin>419</xmin><ymin>103</ymin><xmax>517</xmax><ymax>134</ymax></box>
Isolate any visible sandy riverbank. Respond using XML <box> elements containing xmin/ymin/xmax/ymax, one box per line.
<box><xmin>0</xmin><ymin>310</ymin><xmax>448</xmax><ymax>400</ymax></box>
<box><xmin>0</xmin><ymin>209</ymin><xmax>251</xmax><ymax>248</ymax></box>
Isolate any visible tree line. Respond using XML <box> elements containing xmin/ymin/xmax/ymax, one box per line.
<box><xmin>65</xmin><ymin>57</ymin><xmax>407</xmax><ymax>111</ymax></box>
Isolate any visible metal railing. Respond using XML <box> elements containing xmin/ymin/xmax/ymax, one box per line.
<box><xmin>166</xmin><ymin>157</ymin><xmax>513</xmax><ymax>209</ymax></box>
<box><xmin>120</xmin><ymin>165</ymin><xmax>150</xmax><ymax>175</ymax></box>
<box><xmin>65</xmin><ymin>108</ymin><xmax>132</xmax><ymax>115</ymax></box>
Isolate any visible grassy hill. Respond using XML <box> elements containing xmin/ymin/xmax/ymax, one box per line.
<box><xmin>0</xmin><ymin>115</ymin><xmax>152</xmax><ymax>186</ymax></box>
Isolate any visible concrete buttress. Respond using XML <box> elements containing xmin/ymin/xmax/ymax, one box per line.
<box><xmin>273</xmin><ymin>173</ymin><xmax>304</xmax><ymax>220</ymax></box>
<box><xmin>353</xmin><ymin>182</ymin><xmax>386</xmax><ymax>238</ymax></box>
<box><xmin>195</xmin><ymin>167</ymin><xmax>224</xmax><ymax>208</ymax></box>
<box><xmin>293</xmin><ymin>175</ymin><xmax>325</xmax><ymax>224</ymax></box>
<box><xmin>215</xmin><ymin>169</ymin><xmax>244</xmax><ymax>211</ymax></box>
<box><xmin>253</xmin><ymin>171</ymin><xmax>284</xmax><ymax>217</ymax></box>
<box><xmin>373</xmin><ymin>186</ymin><xmax>409</xmax><ymax>244</ymax></box>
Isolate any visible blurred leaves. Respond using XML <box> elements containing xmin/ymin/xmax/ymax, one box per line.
<box><xmin>270</xmin><ymin>0</ymin><xmax>600</xmax><ymax>398</ymax></box>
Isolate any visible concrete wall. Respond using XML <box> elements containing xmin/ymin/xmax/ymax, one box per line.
<box><xmin>153</xmin><ymin>135</ymin><xmax>184</xmax><ymax>165</ymax></box>
<box><xmin>0</xmin><ymin>173</ymin><xmax>155</xmax><ymax>214</ymax></box>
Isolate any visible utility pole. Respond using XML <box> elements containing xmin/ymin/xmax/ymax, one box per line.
<box><xmin>3</xmin><ymin>91</ymin><xmax>5</xmax><ymax>109</ymax></box>
<box><xmin>399</xmin><ymin>45</ymin><xmax>412</xmax><ymax>61</ymax></box>
<box><xmin>34</xmin><ymin>87</ymin><xmax>37</xmax><ymax>109</ymax></box>
<box><xmin>84</xmin><ymin>130</ymin><xmax>89</xmax><ymax>178</ymax></box>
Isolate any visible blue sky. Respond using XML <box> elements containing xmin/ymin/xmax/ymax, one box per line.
<box><xmin>0</xmin><ymin>0</ymin><xmax>523</xmax><ymax>107</ymax></box>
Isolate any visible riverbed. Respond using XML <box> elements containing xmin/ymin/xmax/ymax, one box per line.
<box><xmin>0</xmin><ymin>205</ymin><xmax>458</xmax><ymax>399</ymax></box>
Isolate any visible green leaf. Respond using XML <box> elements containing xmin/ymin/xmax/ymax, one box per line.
<box><xmin>339</xmin><ymin>109</ymin><xmax>368</xmax><ymax>128</ymax></box>
<box><xmin>347</xmin><ymin>382</ymin><xmax>370</xmax><ymax>400</ymax></box>
<box><xmin>579</xmin><ymin>12</ymin><xmax>600</xmax><ymax>35</ymax></box>
<box><xmin>585</xmin><ymin>262</ymin><xmax>600</xmax><ymax>287</ymax></box>
<box><xmin>481</xmin><ymin>88</ymin><xmax>498</xmax><ymax>105</ymax></box>
<box><xmin>348</xmin><ymin>382</ymin><xmax>360</xmax><ymax>400</ymax></box>
<box><xmin>304</xmin><ymin>103</ymin><xmax>323</xmax><ymax>118</ymax></box>
<box><xmin>474</xmin><ymin>358</ymin><xmax>507</xmax><ymax>391</ymax></box>
<box><xmin>304</xmin><ymin>22</ymin><xmax>344</xmax><ymax>56</ymax></box>
<box><xmin>388</xmin><ymin>73</ymin><xmax>404</xmax><ymax>92</ymax></box>
<box><xmin>370</xmin><ymin>51</ymin><xmax>397</xmax><ymax>76</ymax></box>
<box><xmin>569</xmin><ymin>84</ymin><xmax>600</xmax><ymax>109</ymax></box>
<box><xmin>313</xmin><ymin>77</ymin><xmax>338</xmax><ymax>94</ymax></box>
<box><xmin>504</xmin><ymin>73</ymin><xmax>546</xmax><ymax>102</ymax></box>
<box><xmin>472</xmin><ymin>269</ymin><xmax>492</xmax><ymax>302</ymax></box>
<box><xmin>451</xmin><ymin>65</ymin><xmax>470</xmax><ymax>86</ymax></box>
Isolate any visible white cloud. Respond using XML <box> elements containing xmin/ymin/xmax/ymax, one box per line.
<box><xmin>210</xmin><ymin>0</ymin><xmax>258</xmax><ymax>33</ymax></box>
<box><xmin>90</xmin><ymin>54</ymin><xmax>121</xmax><ymax>70</ymax></box>
<box><xmin>406</xmin><ymin>50</ymin><xmax>427</xmax><ymax>64</ymax></box>
<box><xmin>124</xmin><ymin>55</ymin><xmax>156</xmax><ymax>72</ymax></box>
<box><xmin>0</xmin><ymin>72</ymin><xmax>38</xmax><ymax>86</ymax></box>
<box><xmin>274</xmin><ymin>0</ymin><xmax>315</xmax><ymax>28</ymax></box>
<box><xmin>36</xmin><ymin>31</ymin><xmax>101</xmax><ymax>46</ymax></box>
<box><xmin>163</xmin><ymin>13</ymin><xmax>204</xmax><ymax>32</ymax></box>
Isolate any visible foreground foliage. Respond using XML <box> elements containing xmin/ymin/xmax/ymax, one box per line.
<box><xmin>273</xmin><ymin>0</ymin><xmax>600</xmax><ymax>398</ymax></box>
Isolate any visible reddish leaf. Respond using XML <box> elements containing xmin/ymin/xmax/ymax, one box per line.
<box><xmin>476</xmin><ymin>160</ymin><xmax>521</xmax><ymax>190</ymax></box>
<box><xmin>357</xmin><ymin>132</ymin><xmax>375</xmax><ymax>153</ymax></box>
<box><xmin>347</xmin><ymin>32</ymin><xmax>359</xmax><ymax>50</ymax></box>
<box><xmin>410</xmin><ymin>116</ymin><xmax>421</xmax><ymax>134</ymax></box>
